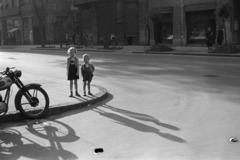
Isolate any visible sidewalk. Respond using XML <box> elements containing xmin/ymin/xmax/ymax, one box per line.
<box><xmin>0</xmin><ymin>79</ymin><xmax>108</xmax><ymax>124</ymax></box>
<box><xmin>1</xmin><ymin>44</ymin><xmax>240</xmax><ymax>57</ymax></box>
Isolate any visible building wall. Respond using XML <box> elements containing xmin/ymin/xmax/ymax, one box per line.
<box><xmin>148</xmin><ymin>0</ymin><xmax>235</xmax><ymax>46</ymax></box>
<box><xmin>1</xmin><ymin>0</ymin><xmax>238</xmax><ymax>46</ymax></box>
<box><xmin>0</xmin><ymin>0</ymin><xmax>21</xmax><ymax>45</ymax></box>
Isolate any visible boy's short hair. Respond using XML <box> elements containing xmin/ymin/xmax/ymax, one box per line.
<box><xmin>67</xmin><ymin>47</ymin><xmax>77</xmax><ymax>55</ymax></box>
<box><xmin>82</xmin><ymin>53</ymin><xmax>90</xmax><ymax>59</ymax></box>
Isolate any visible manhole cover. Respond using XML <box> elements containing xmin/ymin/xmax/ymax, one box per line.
<box><xmin>94</xmin><ymin>148</ymin><xmax>104</xmax><ymax>154</ymax></box>
<box><xmin>203</xmin><ymin>75</ymin><xmax>219</xmax><ymax>77</ymax></box>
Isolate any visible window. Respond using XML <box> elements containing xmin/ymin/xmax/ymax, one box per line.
<box><xmin>13</xmin><ymin>19</ymin><xmax>19</xmax><ymax>27</ymax></box>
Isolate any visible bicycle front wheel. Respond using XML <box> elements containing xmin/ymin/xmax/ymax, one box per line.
<box><xmin>15</xmin><ymin>85</ymin><xmax>49</xmax><ymax>119</ymax></box>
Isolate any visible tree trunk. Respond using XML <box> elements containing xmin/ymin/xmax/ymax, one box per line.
<box><xmin>32</xmin><ymin>0</ymin><xmax>45</xmax><ymax>47</ymax></box>
<box><xmin>39</xmin><ymin>25</ymin><xmax>45</xmax><ymax>47</ymax></box>
<box><xmin>101</xmin><ymin>0</ymin><xmax>109</xmax><ymax>49</ymax></box>
<box><xmin>222</xmin><ymin>17</ymin><xmax>228</xmax><ymax>46</ymax></box>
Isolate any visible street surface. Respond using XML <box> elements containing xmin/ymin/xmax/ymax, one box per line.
<box><xmin>0</xmin><ymin>49</ymin><xmax>240</xmax><ymax>160</ymax></box>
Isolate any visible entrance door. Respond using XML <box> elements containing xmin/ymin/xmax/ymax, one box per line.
<box><xmin>153</xmin><ymin>13</ymin><xmax>173</xmax><ymax>44</ymax></box>
<box><xmin>33</xmin><ymin>26</ymin><xmax>46</xmax><ymax>45</ymax></box>
<box><xmin>154</xmin><ymin>23</ymin><xmax>163</xmax><ymax>44</ymax></box>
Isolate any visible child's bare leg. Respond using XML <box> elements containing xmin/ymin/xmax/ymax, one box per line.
<box><xmin>83</xmin><ymin>81</ymin><xmax>87</xmax><ymax>96</ymax></box>
<box><xmin>74</xmin><ymin>80</ymin><xmax>78</xmax><ymax>91</ymax></box>
<box><xmin>69</xmin><ymin>80</ymin><xmax>73</xmax><ymax>97</ymax></box>
<box><xmin>88</xmin><ymin>82</ymin><xmax>93</xmax><ymax>95</ymax></box>
<box><xmin>74</xmin><ymin>80</ymin><xmax>80</xmax><ymax>96</ymax></box>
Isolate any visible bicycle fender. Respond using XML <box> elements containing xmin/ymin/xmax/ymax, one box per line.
<box><xmin>14</xmin><ymin>83</ymin><xmax>42</xmax><ymax>110</ymax></box>
<box><xmin>24</xmin><ymin>83</ymin><xmax>42</xmax><ymax>88</ymax></box>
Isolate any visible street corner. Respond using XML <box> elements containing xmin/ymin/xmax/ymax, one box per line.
<box><xmin>47</xmin><ymin>84</ymin><xmax>108</xmax><ymax>116</ymax></box>
<box><xmin>0</xmin><ymin>84</ymin><xmax>108</xmax><ymax>124</ymax></box>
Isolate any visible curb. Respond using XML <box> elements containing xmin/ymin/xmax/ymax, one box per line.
<box><xmin>30</xmin><ymin>48</ymin><xmax>115</xmax><ymax>52</ymax></box>
<box><xmin>0</xmin><ymin>85</ymin><xmax>108</xmax><ymax>124</ymax></box>
<box><xmin>132</xmin><ymin>51</ymin><xmax>240</xmax><ymax>57</ymax></box>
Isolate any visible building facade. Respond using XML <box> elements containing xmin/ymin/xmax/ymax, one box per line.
<box><xmin>148</xmin><ymin>0</ymin><xmax>240</xmax><ymax>46</ymax></box>
<box><xmin>0</xmin><ymin>0</ymin><xmax>76</xmax><ymax>45</ymax></box>
<box><xmin>0</xmin><ymin>0</ymin><xmax>21</xmax><ymax>45</ymax></box>
<box><xmin>74</xmin><ymin>0</ymin><xmax>240</xmax><ymax>46</ymax></box>
<box><xmin>0</xmin><ymin>0</ymin><xmax>239</xmax><ymax>46</ymax></box>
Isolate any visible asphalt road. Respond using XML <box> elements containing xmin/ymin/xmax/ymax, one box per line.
<box><xmin>0</xmin><ymin>50</ymin><xmax>240</xmax><ymax>160</ymax></box>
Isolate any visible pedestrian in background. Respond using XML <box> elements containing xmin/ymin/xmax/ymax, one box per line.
<box><xmin>111</xmin><ymin>34</ymin><xmax>116</xmax><ymax>48</ymax></box>
<box><xmin>81</xmin><ymin>53</ymin><xmax>95</xmax><ymax>96</ymax></box>
<box><xmin>217</xmin><ymin>26</ymin><xmax>224</xmax><ymax>46</ymax></box>
<box><xmin>75</xmin><ymin>33</ymin><xmax>80</xmax><ymax>48</ymax></box>
<box><xmin>65</xmin><ymin>33</ymin><xmax>70</xmax><ymax>47</ymax></box>
<box><xmin>88</xmin><ymin>33</ymin><xmax>93</xmax><ymax>48</ymax></box>
<box><xmin>66</xmin><ymin>47</ymin><xmax>80</xmax><ymax>97</ymax></box>
<box><xmin>206</xmin><ymin>27</ymin><xmax>214</xmax><ymax>50</ymax></box>
<box><xmin>83</xmin><ymin>31</ymin><xmax>89</xmax><ymax>47</ymax></box>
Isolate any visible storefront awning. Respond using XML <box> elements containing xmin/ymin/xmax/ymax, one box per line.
<box><xmin>8</xmin><ymin>28</ymin><xmax>19</xmax><ymax>33</ymax></box>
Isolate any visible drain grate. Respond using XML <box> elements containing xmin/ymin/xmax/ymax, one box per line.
<box><xmin>203</xmin><ymin>75</ymin><xmax>219</xmax><ymax>78</ymax></box>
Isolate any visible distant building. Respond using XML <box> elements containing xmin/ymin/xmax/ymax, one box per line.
<box><xmin>147</xmin><ymin>0</ymin><xmax>240</xmax><ymax>46</ymax></box>
<box><xmin>0</xmin><ymin>0</ymin><xmax>21</xmax><ymax>45</ymax></box>
<box><xmin>0</xmin><ymin>0</ymin><xmax>75</xmax><ymax>45</ymax></box>
<box><xmin>74</xmin><ymin>0</ymin><xmax>240</xmax><ymax>46</ymax></box>
<box><xmin>1</xmin><ymin>0</ymin><xmax>239</xmax><ymax>46</ymax></box>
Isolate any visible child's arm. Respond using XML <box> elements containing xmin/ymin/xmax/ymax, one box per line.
<box><xmin>81</xmin><ymin>64</ymin><xmax>84</xmax><ymax>77</ymax></box>
<box><xmin>66</xmin><ymin>58</ymin><xmax>70</xmax><ymax>74</ymax></box>
<box><xmin>76</xmin><ymin>58</ymin><xmax>80</xmax><ymax>75</ymax></box>
<box><xmin>91</xmin><ymin>64</ymin><xmax>95</xmax><ymax>73</ymax></box>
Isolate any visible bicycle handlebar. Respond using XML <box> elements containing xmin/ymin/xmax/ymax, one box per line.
<box><xmin>0</xmin><ymin>67</ymin><xmax>15</xmax><ymax>75</ymax></box>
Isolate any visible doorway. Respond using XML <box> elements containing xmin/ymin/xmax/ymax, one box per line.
<box><xmin>154</xmin><ymin>13</ymin><xmax>173</xmax><ymax>44</ymax></box>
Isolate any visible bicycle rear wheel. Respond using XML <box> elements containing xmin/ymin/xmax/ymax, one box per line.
<box><xmin>15</xmin><ymin>85</ymin><xmax>49</xmax><ymax>119</ymax></box>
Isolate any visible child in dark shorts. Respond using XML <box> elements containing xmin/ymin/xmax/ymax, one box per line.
<box><xmin>67</xmin><ymin>47</ymin><xmax>80</xmax><ymax>97</ymax></box>
<box><xmin>81</xmin><ymin>54</ymin><xmax>95</xmax><ymax>96</ymax></box>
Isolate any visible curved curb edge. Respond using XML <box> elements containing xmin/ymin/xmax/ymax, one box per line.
<box><xmin>0</xmin><ymin>85</ymin><xmax>108</xmax><ymax>124</ymax></box>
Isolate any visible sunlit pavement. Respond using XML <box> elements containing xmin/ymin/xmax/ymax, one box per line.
<box><xmin>0</xmin><ymin>48</ymin><xmax>240</xmax><ymax>159</ymax></box>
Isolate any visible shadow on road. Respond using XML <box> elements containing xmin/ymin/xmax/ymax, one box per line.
<box><xmin>93</xmin><ymin>93</ymin><xmax>186</xmax><ymax>143</ymax></box>
<box><xmin>0</xmin><ymin>120</ymin><xmax>79</xmax><ymax>160</ymax></box>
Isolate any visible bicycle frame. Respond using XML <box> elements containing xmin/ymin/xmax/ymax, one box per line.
<box><xmin>1</xmin><ymin>74</ymin><xmax>35</xmax><ymax>111</ymax></box>
<box><xmin>13</xmin><ymin>76</ymin><xmax>34</xmax><ymax>104</ymax></box>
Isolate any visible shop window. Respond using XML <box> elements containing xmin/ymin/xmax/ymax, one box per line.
<box><xmin>187</xmin><ymin>10</ymin><xmax>215</xmax><ymax>44</ymax></box>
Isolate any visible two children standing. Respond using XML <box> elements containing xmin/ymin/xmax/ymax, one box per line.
<box><xmin>66</xmin><ymin>47</ymin><xmax>95</xmax><ymax>97</ymax></box>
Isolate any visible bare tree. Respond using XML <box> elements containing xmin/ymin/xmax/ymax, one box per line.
<box><xmin>219</xmin><ymin>2</ymin><xmax>230</xmax><ymax>46</ymax></box>
<box><xmin>22</xmin><ymin>0</ymin><xmax>72</xmax><ymax>47</ymax></box>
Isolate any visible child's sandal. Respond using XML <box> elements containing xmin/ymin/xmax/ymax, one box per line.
<box><xmin>88</xmin><ymin>91</ymin><xmax>93</xmax><ymax>96</ymax></box>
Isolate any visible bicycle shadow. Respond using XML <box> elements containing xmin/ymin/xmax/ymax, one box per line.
<box><xmin>0</xmin><ymin>120</ymin><xmax>79</xmax><ymax>160</ymax></box>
